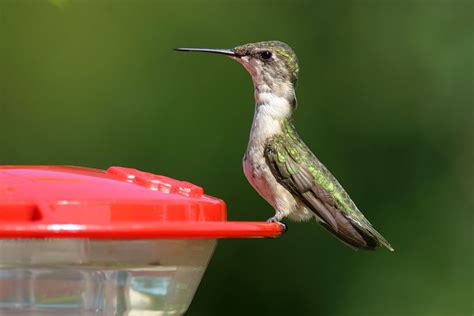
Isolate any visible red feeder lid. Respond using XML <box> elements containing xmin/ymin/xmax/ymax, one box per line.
<box><xmin>0</xmin><ymin>166</ymin><xmax>282</xmax><ymax>239</ymax></box>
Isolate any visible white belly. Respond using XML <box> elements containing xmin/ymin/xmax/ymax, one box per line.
<box><xmin>242</xmin><ymin>146</ymin><xmax>313</xmax><ymax>222</ymax></box>
<box><xmin>243</xmin><ymin>147</ymin><xmax>277</xmax><ymax>206</ymax></box>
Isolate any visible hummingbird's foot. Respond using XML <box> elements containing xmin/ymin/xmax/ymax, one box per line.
<box><xmin>266</xmin><ymin>216</ymin><xmax>287</xmax><ymax>233</ymax></box>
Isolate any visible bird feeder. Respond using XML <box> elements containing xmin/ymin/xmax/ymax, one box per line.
<box><xmin>0</xmin><ymin>166</ymin><xmax>282</xmax><ymax>315</ymax></box>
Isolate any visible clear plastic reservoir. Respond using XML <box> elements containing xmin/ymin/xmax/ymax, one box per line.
<box><xmin>0</xmin><ymin>238</ymin><xmax>216</xmax><ymax>316</ymax></box>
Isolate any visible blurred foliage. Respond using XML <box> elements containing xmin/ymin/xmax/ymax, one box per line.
<box><xmin>0</xmin><ymin>0</ymin><xmax>473</xmax><ymax>315</ymax></box>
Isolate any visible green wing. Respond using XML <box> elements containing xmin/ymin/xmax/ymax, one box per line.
<box><xmin>264</xmin><ymin>126</ymin><xmax>393</xmax><ymax>251</ymax></box>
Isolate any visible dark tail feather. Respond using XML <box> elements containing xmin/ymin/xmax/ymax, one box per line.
<box><xmin>318</xmin><ymin>213</ymin><xmax>394</xmax><ymax>251</ymax></box>
<box><xmin>362</xmin><ymin>225</ymin><xmax>395</xmax><ymax>252</ymax></box>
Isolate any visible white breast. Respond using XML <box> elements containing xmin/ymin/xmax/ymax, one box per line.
<box><xmin>242</xmin><ymin>94</ymin><xmax>302</xmax><ymax>217</ymax></box>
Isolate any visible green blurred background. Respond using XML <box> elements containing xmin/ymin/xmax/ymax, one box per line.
<box><xmin>1</xmin><ymin>0</ymin><xmax>472</xmax><ymax>315</ymax></box>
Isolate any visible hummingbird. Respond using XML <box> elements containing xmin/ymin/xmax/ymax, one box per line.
<box><xmin>176</xmin><ymin>41</ymin><xmax>393</xmax><ymax>251</ymax></box>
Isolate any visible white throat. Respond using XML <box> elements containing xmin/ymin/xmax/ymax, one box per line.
<box><xmin>236</xmin><ymin>55</ymin><xmax>295</xmax><ymax>148</ymax></box>
<box><xmin>247</xmin><ymin>92</ymin><xmax>293</xmax><ymax>148</ymax></box>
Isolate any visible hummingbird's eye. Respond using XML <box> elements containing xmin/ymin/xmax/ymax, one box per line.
<box><xmin>260</xmin><ymin>50</ymin><xmax>272</xmax><ymax>60</ymax></box>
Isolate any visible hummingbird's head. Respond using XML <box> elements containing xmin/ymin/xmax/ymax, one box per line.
<box><xmin>176</xmin><ymin>41</ymin><xmax>299</xmax><ymax>101</ymax></box>
<box><xmin>231</xmin><ymin>41</ymin><xmax>299</xmax><ymax>89</ymax></box>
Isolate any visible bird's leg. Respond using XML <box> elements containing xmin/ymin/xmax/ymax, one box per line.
<box><xmin>266</xmin><ymin>213</ymin><xmax>287</xmax><ymax>233</ymax></box>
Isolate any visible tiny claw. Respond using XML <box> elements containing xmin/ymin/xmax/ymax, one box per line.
<box><xmin>266</xmin><ymin>216</ymin><xmax>288</xmax><ymax>234</ymax></box>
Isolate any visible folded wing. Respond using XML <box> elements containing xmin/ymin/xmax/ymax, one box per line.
<box><xmin>264</xmin><ymin>134</ymin><xmax>394</xmax><ymax>251</ymax></box>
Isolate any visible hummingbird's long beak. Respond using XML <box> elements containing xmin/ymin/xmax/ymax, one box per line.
<box><xmin>174</xmin><ymin>47</ymin><xmax>239</xmax><ymax>57</ymax></box>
